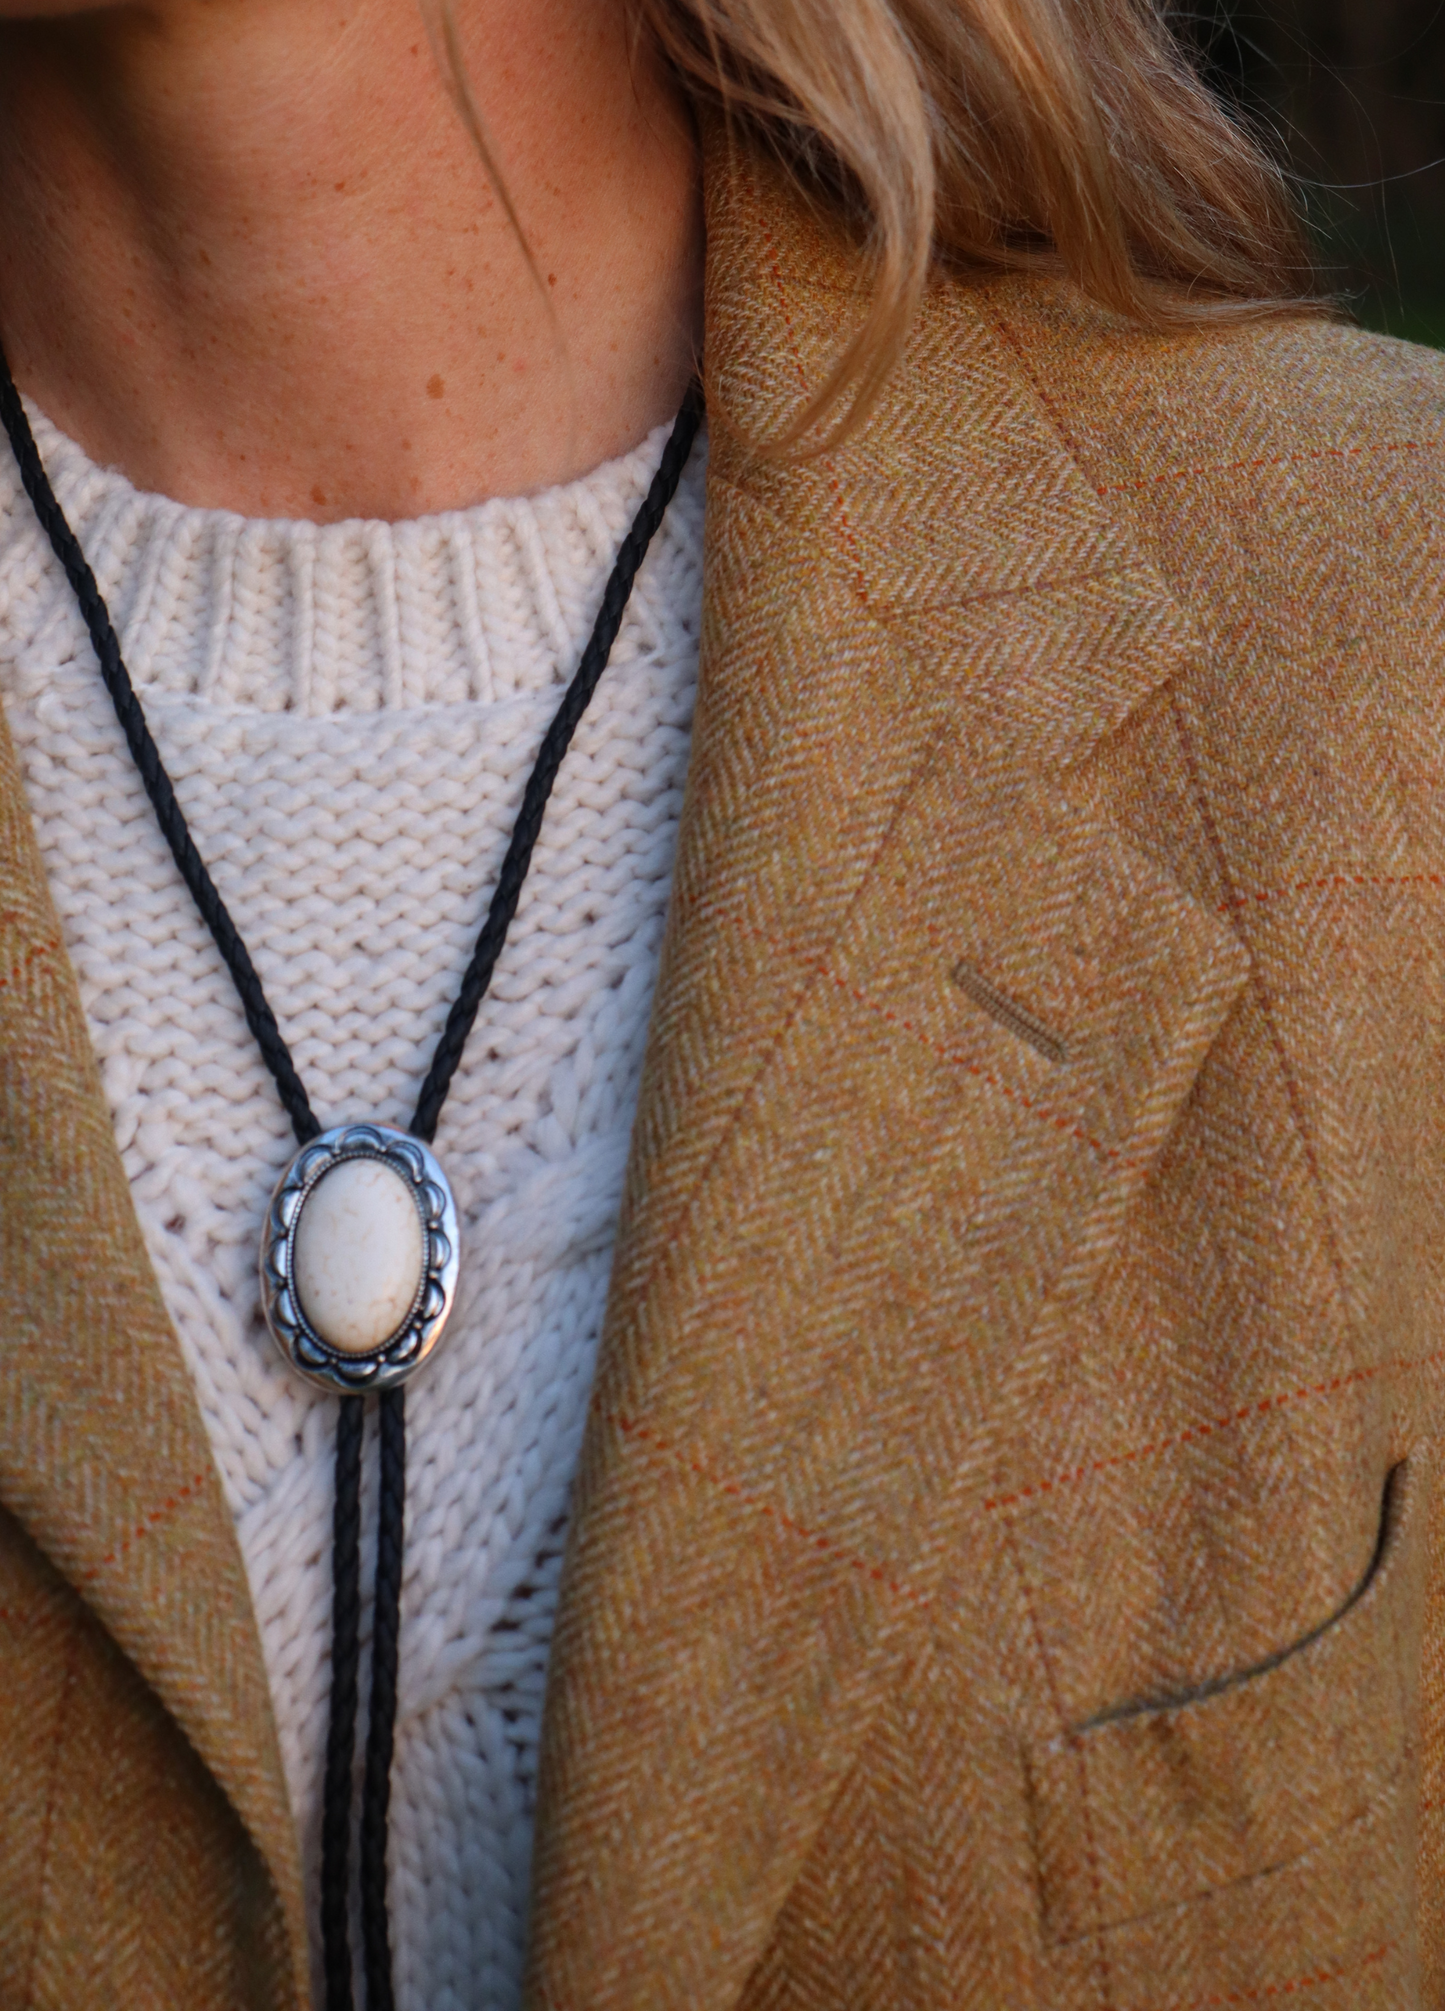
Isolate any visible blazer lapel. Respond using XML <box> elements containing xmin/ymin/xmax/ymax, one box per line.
<box><xmin>0</xmin><ymin>704</ymin><xmax>306</xmax><ymax>1990</ymax></box>
<box><xmin>526</xmin><ymin>138</ymin><xmax>1250</xmax><ymax>2008</ymax></box>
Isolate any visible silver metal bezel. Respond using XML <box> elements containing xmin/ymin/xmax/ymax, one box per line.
<box><xmin>259</xmin><ymin>1122</ymin><xmax>460</xmax><ymax>1393</ymax></box>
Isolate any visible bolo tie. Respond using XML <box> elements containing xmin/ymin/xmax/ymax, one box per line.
<box><xmin>0</xmin><ymin>356</ymin><xmax>703</xmax><ymax>2011</ymax></box>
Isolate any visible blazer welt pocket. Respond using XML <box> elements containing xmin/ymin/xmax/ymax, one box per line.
<box><xmin>1030</xmin><ymin>1455</ymin><xmax>1428</xmax><ymax>1944</ymax></box>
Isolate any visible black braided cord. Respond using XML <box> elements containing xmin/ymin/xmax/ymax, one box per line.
<box><xmin>0</xmin><ymin>357</ymin><xmax>322</xmax><ymax>1148</ymax></box>
<box><xmin>360</xmin><ymin>1388</ymin><xmax>405</xmax><ymax>2011</ymax></box>
<box><xmin>410</xmin><ymin>378</ymin><xmax>704</xmax><ymax>1142</ymax></box>
<box><xmin>0</xmin><ymin>352</ymin><xmax>703</xmax><ymax>2011</ymax></box>
<box><xmin>321</xmin><ymin>1396</ymin><xmax>365</xmax><ymax>2011</ymax></box>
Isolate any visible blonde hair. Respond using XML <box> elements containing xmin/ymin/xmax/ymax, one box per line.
<box><xmin>636</xmin><ymin>0</ymin><xmax>1315</xmax><ymax>446</ymax></box>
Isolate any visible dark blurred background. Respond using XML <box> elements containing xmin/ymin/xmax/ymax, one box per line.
<box><xmin>1174</xmin><ymin>0</ymin><xmax>1445</xmax><ymax>343</ymax></box>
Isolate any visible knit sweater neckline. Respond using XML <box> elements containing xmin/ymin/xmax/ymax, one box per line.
<box><xmin>0</xmin><ymin>399</ymin><xmax>687</xmax><ymax>716</ymax></box>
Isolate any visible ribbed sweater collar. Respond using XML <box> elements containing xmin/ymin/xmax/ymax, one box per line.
<box><xmin>0</xmin><ymin>401</ymin><xmax>687</xmax><ymax>715</ymax></box>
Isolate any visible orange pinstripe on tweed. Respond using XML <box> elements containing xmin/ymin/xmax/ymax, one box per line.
<box><xmin>525</xmin><ymin>136</ymin><xmax>1445</xmax><ymax>2011</ymax></box>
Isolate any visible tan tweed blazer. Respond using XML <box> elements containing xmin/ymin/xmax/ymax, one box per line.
<box><xmin>2</xmin><ymin>129</ymin><xmax>1444</xmax><ymax>2011</ymax></box>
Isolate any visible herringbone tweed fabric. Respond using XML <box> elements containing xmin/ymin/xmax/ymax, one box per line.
<box><xmin>3</xmin><ymin>125</ymin><xmax>1444</xmax><ymax>2010</ymax></box>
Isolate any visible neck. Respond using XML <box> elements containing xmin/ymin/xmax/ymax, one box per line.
<box><xmin>0</xmin><ymin>0</ymin><xmax>703</xmax><ymax>520</ymax></box>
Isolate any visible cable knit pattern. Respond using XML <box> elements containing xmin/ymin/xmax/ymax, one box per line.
<box><xmin>0</xmin><ymin>404</ymin><xmax>705</xmax><ymax>2011</ymax></box>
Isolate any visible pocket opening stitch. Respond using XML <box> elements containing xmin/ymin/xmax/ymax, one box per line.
<box><xmin>1073</xmin><ymin>1460</ymin><xmax>1403</xmax><ymax>1736</ymax></box>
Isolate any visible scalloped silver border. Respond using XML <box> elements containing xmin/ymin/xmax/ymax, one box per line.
<box><xmin>259</xmin><ymin>1122</ymin><xmax>461</xmax><ymax>1393</ymax></box>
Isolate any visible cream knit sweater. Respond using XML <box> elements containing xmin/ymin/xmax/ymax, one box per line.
<box><xmin>0</xmin><ymin>404</ymin><xmax>705</xmax><ymax>2011</ymax></box>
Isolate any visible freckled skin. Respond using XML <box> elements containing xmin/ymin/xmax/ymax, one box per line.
<box><xmin>0</xmin><ymin>0</ymin><xmax>704</xmax><ymax>519</ymax></box>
